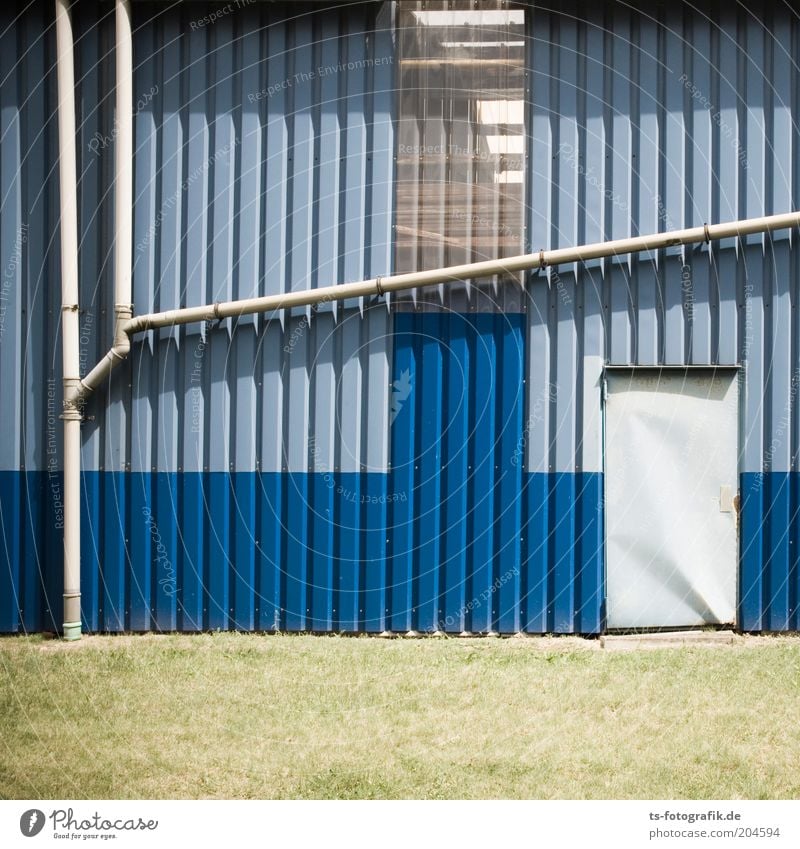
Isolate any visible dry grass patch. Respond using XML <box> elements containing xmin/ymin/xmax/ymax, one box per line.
<box><xmin>1</xmin><ymin>633</ymin><xmax>798</xmax><ymax>799</ymax></box>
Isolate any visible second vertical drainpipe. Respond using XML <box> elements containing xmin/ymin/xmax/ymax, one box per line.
<box><xmin>114</xmin><ymin>0</ymin><xmax>134</xmax><ymax>368</ymax></box>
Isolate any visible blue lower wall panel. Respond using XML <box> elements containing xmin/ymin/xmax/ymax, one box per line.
<box><xmin>0</xmin><ymin>471</ymin><xmax>62</xmax><ymax>634</ymax></box>
<box><xmin>7</xmin><ymin>469</ymin><xmax>798</xmax><ymax>634</ymax></box>
<box><xmin>1</xmin><ymin>468</ymin><xmax>606</xmax><ymax>635</ymax></box>
<box><xmin>522</xmin><ymin>473</ymin><xmax>604</xmax><ymax>635</ymax></box>
<box><xmin>388</xmin><ymin>311</ymin><xmax>603</xmax><ymax>634</ymax></box>
<box><xmin>740</xmin><ymin>472</ymin><xmax>800</xmax><ymax>631</ymax></box>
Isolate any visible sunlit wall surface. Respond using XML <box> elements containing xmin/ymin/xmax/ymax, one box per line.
<box><xmin>1</xmin><ymin>1</ymin><xmax>799</xmax><ymax>634</ymax></box>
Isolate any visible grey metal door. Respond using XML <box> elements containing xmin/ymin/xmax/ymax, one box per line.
<box><xmin>604</xmin><ymin>370</ymin><xmax>739</xmax><ymax>629</ymax></box>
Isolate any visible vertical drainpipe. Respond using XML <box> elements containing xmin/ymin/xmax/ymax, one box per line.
<box><xmin>55</xmin><ymin>0</ymin><xmax>82</xmax><ymax>640</ymax></box>
<box><xmin>56</xmin><ymin>0</ymin><xmax>134</xmax><ymax>639</ymax></box>
<box><xmin>114</xmin><ymin>0</ymin><xmax>134</xmax><ymax>345</ymax></box>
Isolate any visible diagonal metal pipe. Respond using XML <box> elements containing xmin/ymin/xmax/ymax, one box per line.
<box><xmin>67</xmin><ymin>209</ymin><xmax>800</xmax><ymax>412</ymax></box>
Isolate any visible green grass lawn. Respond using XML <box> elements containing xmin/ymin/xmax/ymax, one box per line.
<box><xmin>1</xmin><ymin>633</ymin><xmax>799</xmax><ymax>799</ymax></box>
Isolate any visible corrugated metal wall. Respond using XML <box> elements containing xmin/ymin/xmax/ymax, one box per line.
<box><xmin>522</xmin><ymin>0</ymin><xmax>800</xmax><ymax>629</ymax></box>
<box><xmin>1</xmin><ymin>0</ymin><xmax>400</xmax><ymax>632</ymax></box>
<box><xmin>2</xmin><ymin>0</ymin><xmax>800</xmax><ymax>633</ymax></box>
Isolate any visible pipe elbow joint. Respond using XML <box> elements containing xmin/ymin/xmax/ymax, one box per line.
<box><xmin>113</xmin><ymin>303</ymin><xmax>134</xmax><ymax>350</ymax></box>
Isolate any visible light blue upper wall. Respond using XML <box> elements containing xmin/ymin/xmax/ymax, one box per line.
<box><xmin>0</xmin><ymin>1</ymin><xmax>61</xmax><ymax>476</ymax></box>
<box><xmin>124</xmin><ymin>1</ymin><xmax>395</xmax><ymax>475</ymax></box>
<box><xmin>0</xmin><ymin>0</ymin><xmax>396</xmax><ymax>475</ymax></box>
<box><xmin>2</xmin><ymin>0</ymin><xmax>800</xmax><ymax>479</ymax></box>
<box><xmin>524</xmin><ymin>1</ymin><xmax>800</xmax><ymax>475</ymax></box>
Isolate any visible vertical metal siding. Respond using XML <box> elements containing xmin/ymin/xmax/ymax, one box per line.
<box><xmin>116</xmin><ymin>1</ymin><xmax>395</xmax><ymax>631</ymax></box>
<box><xmin>3</xmin><ymin>0</ymin><xmax>800</xmax><ymax>633</ymax></box>
<box><xmin>0</xmin><ymin>1</ymin><xmax>397</xmax><ymax>632</ymax></box>
<box><xmin>523</xmin><ymin>0</ymin><xmax>800</xmax><ymax>629</ymax></box>
<box><xmin>0</xmin><ymin>1</ymin><xmax>64</xmax><ymax>632</ymax></box>
<box><xmin>387</xmin><ymin>0</ymin><xmax>800</xmax><ymax>632</ymax></box>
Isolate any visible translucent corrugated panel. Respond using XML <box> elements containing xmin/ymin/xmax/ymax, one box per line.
<box><xmin>395</xmin><ymin>1</ymin><xmax>526</xmax><ymax>308</ymax></box>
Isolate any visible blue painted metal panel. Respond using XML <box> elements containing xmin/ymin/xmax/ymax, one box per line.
<box><xmin>1</xmin><ymin>473</ymin><xmax>22</xmax><ymax>631</ymax></box>
<box><xmin>102</xmin><ymin>472</ymin><xmax>127</xmax><ymax>632</ymax></box>
<box><xmin>363</xmin><ymin>473</ymin><xmax>388</xmax><ymax>632</ymax></box>
<box><xmin>0</xmin><ymin>304</ymin><xmax>762</xmax><ymax>636</ymax></box>
<box><xmin>388</xmin><ymin>325</ymin><xmax>416</xmax><ymax>633</ymax></box>
<box><xmin>1</xmin><ymin>472</ymin><xmax>60</xmax><ymax>634</ymax></box>
<box><xmin>256</xmin><ymin>474</ymin><xmax>282</xmax><ymax>632</ymax></box>
<box><xmin>468</xmin><ymin>315</ymin><xmax>498</xmax><ymax>634</ymax></box>
<box><xmin>522</xmin><ymin>472</ymin><xmax>604</xmax><ymax>635</ymax></box>
<box><xmin>384</xmin><ymin>311</ymin><xmax>601</xmax><ymax>634</ymax></box>
<box><xmin>4</xmin><ymin>1</ymin><xmax>800</xmax><ymax>634</ymax></box>
<box><xmin>232</xmin><ymin>472</ymin><xmax>256</xmax><ymax>630</ymax></box>
<box><xmin>740</xmin><ymin>472</ymin><xmax>800</xmax><ymax>631</ymax></box>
